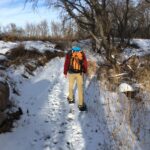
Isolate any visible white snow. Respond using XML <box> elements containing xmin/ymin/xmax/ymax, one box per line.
<box><xmin>0</xmin><ymin>40</ymin><xmax>57</xmax><ymax>55</ymax></box>
<box><xmin>122</xmin><ymin>39</ymin><xmax>150</xmax><ymax>60</ymax></box>
<box><xmin>22</xmin><ymin>41</ymin><xmax>56</xmax><ymax>53</ymax></box>
<box><xmin>0</xmin><ymin>55</ymin><xmax>7</xmax><ymax>61</ymax></box>
<box><xmin>0</xmin><ymin>41</ymin><xmax>18</xmax><ymax>54</ymax></box>
<box><xmin>0</xmin><ymin>39</ymin><xmax>149</xmax><ymax>150</ymax></box>
<box><xmin>0</xmin><ymin>76</ymin><xmax>6</xmax><ymax>83</ymax></box>
<box><xmin>119</xmin><ymin>83</ymin><xmax>134</xmax><ymax>92</ymax></box>
<box><xmin>132</xmin><ymin>39</ymin><xmax>150</xmax><ymax>50</ymax></box>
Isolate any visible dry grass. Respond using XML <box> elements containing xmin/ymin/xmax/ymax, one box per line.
<box><xmin>87</xmin><ymin>60</ymin><xmax>97</xmax><ymax>78</ymax></box>
<box><xmin>97</xmin><ymin>64</ymin><xmax>123</xmax><ymax>91</ymax></box>
<box><xmin>4</xmin><ymin>44</ymin><xmax>65</xmax><ymax>67</ymax></box>
<box><xmin>97</xmin><ymin>54</ymin><xmax>150</xmax><ymax>92</ymax></box>
<box><xmin>0</xmin><ymin>33</ymin><xmax>51</xmax><ymax>42</ymax></box>
<box><xmin>54</xmin><ymin>41</ymin><xmax>71</xmax><ymax>51</ymax></box>
<box><xmin>7</xmin><ymin>44</ymin><xmax>42</xmax><ymax>59</ymax></box>
<box><xmin>135</xmin><ymin>65</ymin><xmax>150</xmax><ymax>91</ymax></box>
<box><xmin>133</xmin><ymin>55</ymin><xmax>150</xmax><ymax>91</ymax></box>
<box><xmin>44</xmin><ymin>50</ymin><xmax>65</xmax><ymax>60</ymax></box>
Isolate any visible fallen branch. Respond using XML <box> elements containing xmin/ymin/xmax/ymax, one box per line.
<box><xmin>109</xmin><ymin>73</ymin><xmax>128</xmax><ymax>78</ymax></box>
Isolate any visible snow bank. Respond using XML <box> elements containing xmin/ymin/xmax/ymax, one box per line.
<box><xmin>0</xmin><ymin>39</ymin><xmax>149</xmax><ymax>150</ymax></box>
<box><xmin>0</xmin><ymin>41</ymin><xmax>18</xmax><ymax>54</ymax></box>
<box><xmin>0</xmin><ymin>77</ymin><xmax>6</xmax><ymax>83</ymax></box>
<box><xmin>132</xmin><ymin>39</ymin><xmax>150</xmax><ymax>50</ymax></box>
<box><xmin>122</xmin><ymin>39</ymin><xmax>150</xmax><ymax>60</ymax></box>
<box><xmin>22</xmin><ymin>41</ymin><xmax>56</xmax><ymax>53</ymax></box>
<box><xmin>0</xmin><ymin>41</ymin><xmax>57</xmax><ymax>55</ymax></box>
<box><xmin>0</xmin><ymin>55</ymin><xmax>7</xmax><ymax>61</ymax></box>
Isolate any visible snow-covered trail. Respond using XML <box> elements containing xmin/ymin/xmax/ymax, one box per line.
<box><xmin>0</xmin><ymin>57</ymin><xmax>113</xmax><ymax>150</ymax></box>
<box><xmin>0</xmin><ymin>39</ymin><xmax>150</xmax><ymax>150</ymax></box>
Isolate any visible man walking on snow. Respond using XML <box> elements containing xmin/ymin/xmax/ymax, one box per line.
<box><xmin>64</xmin><ymin>43</ymin><xmax>88</xmax><ymax>111</ymax></box>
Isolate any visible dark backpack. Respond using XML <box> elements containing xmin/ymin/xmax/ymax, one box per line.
<box><xmin>69</xmin><ymin>51</ymin><xmax>84</xmax><ymax>73</ymax></box>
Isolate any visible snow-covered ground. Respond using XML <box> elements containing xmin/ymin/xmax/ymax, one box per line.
<box><xmin>22</xmin><ymin>41</ymin><xmax>56</xmax><ymax>53</ymax></box>
<box><xmin>1</xmin><ymin>58</ymin><xmax>110</xmax><ymax>150</ymax></box>
<box><xmin>122</xmin><ymin>39</ymin><xmax>150</xmax><ymax>60</ymax></box>
<box><xmin>0</xmin><ymin>40</ymin><xmax>57</xmax><ymax>54</ymax></box>
<box><xmin>0</xmin><ymin>39</ymin><xmax>150</xmax><ymax>150</ymax></box>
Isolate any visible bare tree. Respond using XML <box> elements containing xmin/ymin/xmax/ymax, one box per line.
<box><xmin>2</xmin><ymin>23</ymin><xmax>24</xmax><ymax>39</ymax></box>
<box><xmin>50</xmin><ymin>21</ymin><xmax>62</xmax><ymax>38</ymax></box>
<box><xmin>145</xmin><ymin>0</ymin><xmax>150</xmax><ymax>3</ymax></box>
<box><xmin>136</xmin><ymin>0</ymin><xmax>150</xmax><ymax>38</ymax></box>
<box><xmin>38</xmin><ymin>20</ymin><xmax>49</xmax><ymax>37</ymax></box>
<box><xmin>61</xmin><ymin>17</ymin><xmax>78</xmax><ymax>40</ymax></box>
<box><xmin>25</xmin><ymin>20</ymin><xmax>49</xmax><ymax>39</ymax></box>
<box><xmin>110</xmin><ymin>0</ymin><xmax>132</xmax><ymax>44</ymax></box>
<box><xmin>26</xmin><ymin>0</ymin><xmax>115</xmax><ymax>62</ymax></box>
<box><xmin>25</xmin><ymin>0</ymin><xmax>150</xmax><ymax>63</ymax></box>
<box><xmin>25</xmin><ymin>23</ymin><xmax>36</xmax><ymax>37</ymax></box>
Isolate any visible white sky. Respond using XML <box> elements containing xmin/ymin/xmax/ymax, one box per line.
<box><xmin>0</xmin><ymin>0</ymin><xmax>60</xmax><ymax>28</ymax></box>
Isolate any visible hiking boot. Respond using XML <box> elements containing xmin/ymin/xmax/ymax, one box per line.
<box><xmin>67</xmin><ymin>97</ymin><xmax>75</xmax><ymax>104</ymax></box>
<box><xmin>78</xmin><ymin>104</ymin><xmax>87</xmax><ymax>111</ymax></box>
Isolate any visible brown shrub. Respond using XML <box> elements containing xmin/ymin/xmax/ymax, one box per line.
<box><xmin>98</xmin><ymin>54</ymin><xmax>150</xmax><ymax>92</ymax></box>
<box><xmin>44</xmin><ymin>50</ymin><xmax>65</xmax><ymax>60</ymax></box>
<box><xmin>4</xmin><ymin>43</ymin><xmax>65</xmax><ymax>75</ymax></box>
<box><xmin>98</xmin><ymin>65</ymin><xmax>119</xmax><ymax>90</ymax></box>
<box><xmin>135</xmin><ymin>66</ymin><xmax>150</xmax><ymax>91</ymax></box>
<box><xmin>6</xmin><ymin>44</ymin><xmax>42</xmax><ymax>59</ymax></box>
<box><xmin>0</xmin><ymin>81</ymin><xmax>9</xmax><ymax>111</ymax></box>
<box><xmin>133</xmin><ymin>55</ymin><xmax>150</xmax><ymax>91</ymax></box>
<box><xmin>5</xmin><ymin>44</ymin><xmax>42</xmax><ymax>66</ymax></box>
<box><xmin>6</xmin><ymin>44</ymin><xmax>26</xmax><ymax>58</ymax></box>
<box><xmin>37</xmin><ymin>56</ymin><xmax>48</xmax><ymax>66</ymax></box>
<box><xmin>87</xmin><ymin>60</ymin><xmax>97</xmax><ymax>78</ymax></box>
<box><xmin>0</xmin><ymin>107</ymin><xmax>23</xmax><ymax>133</ymax></box>
<box><xmin>97</xmin><ymin>64</ymin><xmax>123</xmax><ymax>91</ymax></box>
<box><xmin>7</xmin><ymin>44</ymin><xmax>64</xmax><ymax>62</ymax></box>
<box><xmin>3</xmin><ymin>34</ymin><xmax>18</xmax><ymax>42</ymax></box>
<box><xmin>54</xmin><ymin>41</ymin><xmax>71</xmax><ymax>50</ymax></box>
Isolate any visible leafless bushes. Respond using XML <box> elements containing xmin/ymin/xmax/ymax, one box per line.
<box><xmin>135</xmin><ymin>55</ymin><xmax>150</xmax><ymax>91</ymax></box>
<box><xmin>5</xmin><ymin>44</ymin><xmax>41</xmax><ymax>66</ymax></box>
<box><xmin>97</xmin><ymin>54</ymin><xmax>150</xmax><ymax>92</ymax></box>
<box><xmin>0</xmin><ymin>81</ymin><xmax>9</xmax><ymax>112</ymax></box>
<box><xmin>4</xmin><ymin>44</ymin><xmax>65</xmax><ymax>69</ymax></box>
<box><xmin>87</xmin><ymin>61</ymin><xmax>97</xmax><ymax>78</ymax></box>
<box><xmin>25</xmin><ymin>0</ymin><xmax>150</xmax><ymax>64</ymax></box>
<box><xmin>97</xmin><ymin>64</ymin><xmax>122</xmax><ymax>91</ymax></box>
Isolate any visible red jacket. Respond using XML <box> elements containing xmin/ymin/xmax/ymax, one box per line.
<box><xmin>64</xmin><ymin>50</ymin><xmax>88</xmax><ymax>75</ymax></box>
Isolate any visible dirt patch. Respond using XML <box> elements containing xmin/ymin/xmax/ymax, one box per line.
<box><xmin>0</xmin><ymin>107</ymin><xmax>23</xmax><ymax>133</ymax></box>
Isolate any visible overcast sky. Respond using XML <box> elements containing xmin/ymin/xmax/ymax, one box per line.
<box><xmin>0</xmin><ymin>0</ymin><xmax>59</xmax><ymax>28</ymax></box>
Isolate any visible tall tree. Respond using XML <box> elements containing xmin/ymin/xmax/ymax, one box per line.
<box><xmin>26</xmin><ymin>0</ymin><xmax>115</xmax><ymax>62</ymax></box>
<box><xmin>25</xmin><ymin>0</ymin><xmax>150</xmax><ymax>63</ymax></box>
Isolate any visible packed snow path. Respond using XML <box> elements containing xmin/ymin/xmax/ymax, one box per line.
<box><xmin>0</xmin><ymin>57</ymin><xmax>149</xmax><ymax>150</ymax></box>
<box><xmin>0</xmin><ymin>57</ymin><xmax>112</xmax><ymax>150</ymax></box>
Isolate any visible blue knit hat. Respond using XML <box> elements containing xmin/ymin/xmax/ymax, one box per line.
<box><xmin>72</xmin><ymin>46</ymin><xmax>81</xmax><ymax>51</ymax></box>
<box><xmin>72</xmin><ymin>41</ymin><xmax>81</xmax><ymax>51</ymax></box>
